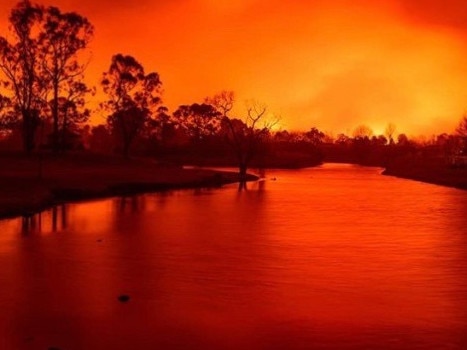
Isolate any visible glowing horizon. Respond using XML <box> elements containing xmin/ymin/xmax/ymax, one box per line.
<box><xmin>1</xmin><ymin>0</ymin><xmax>467</xmax><ymax>136</ymax></box>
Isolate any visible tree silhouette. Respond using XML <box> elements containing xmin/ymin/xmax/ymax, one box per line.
<box><xmin>456</xmin><ymin>115</ymin><xmax>467</xmax><ymax>138</ymax></box>
<box><xmin>384</xmin><ymin>123</ymin><xmax>396</xmax><ymax>144</ymax></box>
<box><xmin>101</xmin><ymin>54</ymin><xmax>162</xmax><ymax>156</ymax></box>
<box><xmin>0</xmin><ymin>0</ymin><xmax>44</xmax><ymax>153</ymax></box>
<box><xmin>88</xmin><ymin>124</ymin><xmax>113</xmax><ymax>153</ymax></box>
<box><xmin>39</xmin><ymin>5</ymin><xmax>93</xmax><ymax>152</ymax></box>
<box><xmin>208</xmin><ymin>91</ymin><xmax>277</xmax><ymax>183</ymax></box>
<box><xmin>173</xmin><ymin>103</ymin><xmax>221</xmax><ymax>141</ymax></box>
<box><xmin>352</xmin><ymin>124</ymin><xmax>374</xmax><ymax>139</ymax></box>
<box><xmin>0</xmin><ymin>1</ymin><xmax>93</xmax><ymax>153</ymax></box>
<box><xmin>397</xmin><ymin>133</ymin><xmax>409</xmax><ymax>145</ymax></box>
<box><xmin>371</xmin><ymin>135</ymin><xmax>388</xmax><ymax>147</ymax></box>
<box><xmin>335</xmin><ymin>133</ymin><xmax>351</xmax><ymax>146</ymax></box>
<box><xmin>305</xmin><ymin>127</ymin><xmax>325</xmax><ymax>146</ymax></box>
<box><xmin>0</xmin><ymin>94</ymin><xmax>15</xmax><ymax>133</ymax></box>
<box><xmin>145</xmin><ymin>105</ymin><xmax>175</xmax><ymax>147</ymax></box>
<box><xmin>48</xmin><ymin>81</ymin><xmax>92</xmax><ymax>149</ymax></box>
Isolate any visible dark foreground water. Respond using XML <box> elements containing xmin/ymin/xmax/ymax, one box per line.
<box><xmin>1</xmin><ymin>164</ymin><xmax>467</xmax><ymax>349</ymax></box>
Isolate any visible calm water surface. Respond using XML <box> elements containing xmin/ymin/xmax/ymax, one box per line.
<box><xmin>0</xmin><ymin>164</ymin><xmax>466</xmax><ymax>349</ymax></box>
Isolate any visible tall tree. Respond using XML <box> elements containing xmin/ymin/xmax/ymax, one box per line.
<box><xmin>39</xmin><ymin>6</ymin><xmax>93</xmax><ymax>152</ymax></box>
<box><xmin>101</xmin><ymin>54</ymin><xmax>162</xmax><ymax>156</ymax></box>
<box><xmin>49</xmin><ymin>80</ymin><xmax>93</xmax><ymax>149</ymax></box>
<box><xmin>0</xmin><ymin>1</ymin><xmax>93</xmax><ymax>153</ymax></box>
<box><xmin>0</xmin><ymin>0</ymin><xmax>44</xmax><ymax>153</ymax></box>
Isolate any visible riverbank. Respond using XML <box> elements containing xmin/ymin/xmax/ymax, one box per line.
<box><xmin>0</xmin><ymin>153</ymin><xmax>257</xmax><ymax>220</ymax></box>
<box><xmin>382</xmin><ymin>156</ymin><xmax>467</xmax><ymax>191</ymax></box>
<box><xmin>157</xmin><ymin>151</ymin><xmax>323</xmax><ymax>169</ymax></box>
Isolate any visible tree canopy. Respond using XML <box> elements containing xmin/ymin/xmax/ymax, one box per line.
<box><xmin>0</xmin><ymin>0</ymin><xmax>93</xmax><ymax>152</ymax></box>
<box><xmin>101</xmin><ymin>54</ymin><xmax>162</xmax><ymax>156</ymax></box>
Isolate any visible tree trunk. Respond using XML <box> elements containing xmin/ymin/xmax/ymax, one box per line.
<box><xmin>238</xmin><ymin>180</ymin><xmax>247</xmax><ymax>191</ymax></box>
<box><xmin>239</xmin><ymin>162</ymin><xmax>247</xmax><ymax>182</ymax></box>
<box><xmin>122</xmin><ymin>138</ymin><xmax>131</xmax><ymax>158</ymax></box>
<box><xmin>22</xmin><ymin>111</ymin><xmax>35</xmax><ymax>154</ymax></box>
<box><xmin>52</xmin><ymin>83</ymin><xmax>59</xmax><ymax>153</ymax></box>
<box><xmin>61</xmin><ymin>112</ymin><xmax>69</xmax><ymax>152</ymax></box>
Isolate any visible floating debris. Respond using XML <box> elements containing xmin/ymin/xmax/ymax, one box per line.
<box><xmin>118</xmin><ymin>294</ymin><xmax>130</xmax><ymax>303</ymax></box>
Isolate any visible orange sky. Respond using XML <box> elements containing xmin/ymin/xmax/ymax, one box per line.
<box><xmin>1</xmin><ymin>0</ymin><xmax>467</xmax><ymax>135</ymax></box>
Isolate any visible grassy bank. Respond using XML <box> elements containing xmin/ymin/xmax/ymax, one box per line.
<box><xmin>383</xmin><ymin>155</ymin><xmax>467</xmax><ymax>190</ymax></box>
<box><xmin>0</xmin><ymin>152</ymin><xmax>257</xmax><ymax>220</ymax></box>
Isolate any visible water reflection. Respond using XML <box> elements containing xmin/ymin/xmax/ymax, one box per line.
<box><xmin>21</xmin><ymin>204</ymin><xmax>68</xmax><ymax>234</ymax></box>
<box><xmin>0</xmin><ymin>164</ymin><xmax>467</xmax><ymax>349</ymax></box>
<box><xmin>116</xmin><ymin>196</ymin><xmax>146</xmax><ymax>214</ymax></box>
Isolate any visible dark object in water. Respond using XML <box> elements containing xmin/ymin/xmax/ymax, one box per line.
<box><xmin>118</xmin><ymin>294</ymin><xmax>130</xmax><ymax>303</ymax></box>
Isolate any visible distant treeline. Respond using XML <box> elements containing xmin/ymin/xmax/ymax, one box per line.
<box><xmin>1</xmin><ymin>1</ymin><xmax>466</xmax><ymax>174</ymax></box>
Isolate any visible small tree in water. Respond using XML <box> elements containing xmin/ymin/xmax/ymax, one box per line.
<box><xmin>207</xmin><ymin>91</ymin><xmax>277</xmax><ymax>186</ymax></box>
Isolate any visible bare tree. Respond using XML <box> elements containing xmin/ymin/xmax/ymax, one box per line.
<box><xmin>352</xmin><ymin>124</ymin><xmax>374</xmax><ymax>139</ymax></box>
<box><xmin>208</xmin><ymin>91</ymin><xmax>278</xmax><ymax>183</ymax></box>
<box><xmin>384</xmin><ymin>122</ymin><xmax>396</xmax><ymax>144</ymax></box>
<box><xmin>206</xmin><ymin>90</ymin><xmax>234</xmax><ymax>118</ymax></box>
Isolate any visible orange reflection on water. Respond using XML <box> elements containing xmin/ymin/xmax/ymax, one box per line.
<box><xmin>0</xmin><ymin>164</ymin><xmax>466</xmax><ymax>349</ymax></box>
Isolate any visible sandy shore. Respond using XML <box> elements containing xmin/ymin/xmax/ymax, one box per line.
<box><xmin>0</xmin><ymin>153</ymin><xmax>257</xmax><ymax>219</ymax></box>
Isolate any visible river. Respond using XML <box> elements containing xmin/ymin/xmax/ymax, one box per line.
<box><xmin>0</xmin><ymin>163</ymin><xmax>466</xmax><ymax>349</ymax></box>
